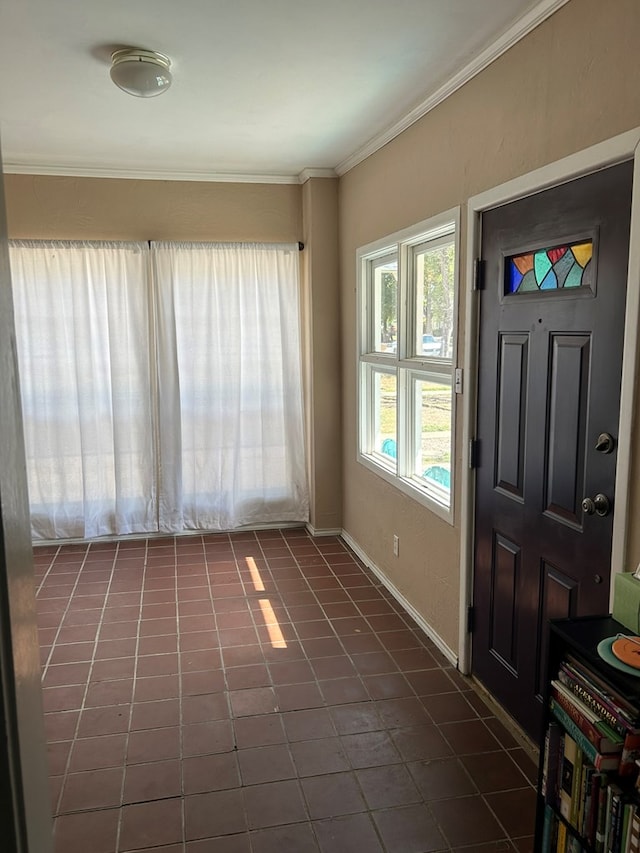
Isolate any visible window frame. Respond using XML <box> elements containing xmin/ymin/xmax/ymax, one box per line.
<box><xmin>356</xmin><ymin>208</ymin><xmax>460</xmax><ymax>522</ymax></box>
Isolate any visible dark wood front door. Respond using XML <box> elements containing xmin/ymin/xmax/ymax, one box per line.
<box><xmin>472</xmin><ymin>162</ymin><xmax>633</xmax><ymax>741</ymax></box>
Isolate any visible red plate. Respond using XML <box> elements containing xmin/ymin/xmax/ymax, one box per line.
<box><xmin>611</xmin><ymin>636</ymin><xmax>640</xmax><ymax>669</ymax></box>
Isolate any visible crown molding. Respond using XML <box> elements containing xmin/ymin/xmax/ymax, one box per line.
<box><xmin>2</xmin><ymin>161</ymin><xmax>303</xmax><ymax>185</ymax></box>
<box><xmin>298</xmin><ymin>168</ymin><xmax>338</xmax><ymax>184</ymax></box>
<box><xmin>335</xmin><ymin>0</ymin><xmax>571</xmax><ymax>176</ymax></box>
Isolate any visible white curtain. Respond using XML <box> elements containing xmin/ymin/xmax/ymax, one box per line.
<box><xmin>153</xmin><ymin>242</ymin><xmax>309</xmax><ymax>531</ymax></box>
<box><xmin>10</xmin><ymin>240</ymin><xmax>309</xmax><ymax>539</ymax></box>
<box><xmin>9</xmin><ymin>241</ymin><xmax>156</xmax><ymax>540</ymax></box>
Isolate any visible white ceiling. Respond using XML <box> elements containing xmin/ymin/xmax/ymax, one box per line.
<box><xmin>0</xmin><ymin>0</ymin><xmax>566</xmax><ymax>183</ymax></box>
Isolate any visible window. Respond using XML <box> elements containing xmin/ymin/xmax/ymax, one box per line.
<box><xmin>357</xmin><ymin>210</ymin><xmax>458</xmax><ymax>518</ymax></box>
<box><xmin>10</xmin><ymin>240</ymin><xmax>309</xmax><ymax>540</ymax></box>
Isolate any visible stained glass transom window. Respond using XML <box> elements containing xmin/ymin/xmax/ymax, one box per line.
<box><xmin>506</xmin><ymin>240</ymin><xmax>593</xmax><ymax>294</ymax></box>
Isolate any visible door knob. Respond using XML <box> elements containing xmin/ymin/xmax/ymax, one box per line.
<box><xmin>595</xmin><ymin>433</ymin><xmax>615</xmax><ymax>454</ymax></box>
<box><xmin>581</xmin><ymin>493</ymin><xmax>611</xmax><ymax>517</ymax></box>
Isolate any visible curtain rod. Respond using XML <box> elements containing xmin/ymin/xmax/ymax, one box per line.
<box><xmin>145</xmin><ymin>240</ymin><xmax>305</xmax><ymax>250</ymax></box>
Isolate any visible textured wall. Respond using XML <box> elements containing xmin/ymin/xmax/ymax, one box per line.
<box><xmin>339</xmin><ymin>0</ymin><xmax>640</xmax><ymax>654</ymax></box>
<box><xmin>4</xmin><ymin>175</ymin><xmax>302</xmax><ymax>242</ymax></box>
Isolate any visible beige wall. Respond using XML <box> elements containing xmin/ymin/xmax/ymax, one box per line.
<box><xmin>301</xmin><ymin>178</ymin><xmax>342</xmax><ymax>532</ymax></box>
<box><xmin>4</xmin><ymin>174</ymin><xmax>301</xmax><ymax>242</ymax></box>
<box><xmin>339</xmin><ymin>0</ymin><xmax>640</xmax><ymax>654</ymax></box>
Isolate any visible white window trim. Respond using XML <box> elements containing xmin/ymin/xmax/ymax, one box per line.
<box><xmin>356</xmin><ymin>207</ymin><xmax>460</xmax><ymax>523</ymax></box>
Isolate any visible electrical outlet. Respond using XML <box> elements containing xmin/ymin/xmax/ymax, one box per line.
<box><xmin>393</xmin><ymin>535</ymin><xmax>399</xmax><ymax>557</ymax></box>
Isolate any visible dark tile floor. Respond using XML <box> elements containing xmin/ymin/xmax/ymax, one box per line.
<box><xmin>34</xmin><ymin>529</ymin><xmax>538</xmax><ymax>852</ymax></box>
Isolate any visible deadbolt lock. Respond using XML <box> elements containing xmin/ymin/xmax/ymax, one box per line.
<box><xmin>581</xmin><ymin>493</ymin><xmax>611</xmax><ymax>517</ymax></box>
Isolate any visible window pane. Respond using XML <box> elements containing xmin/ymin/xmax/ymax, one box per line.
<box><xmin>374</xmin><ymin>370</ymin><xmax>397</xmax><ymax>460</ymax></box>
<box><xmin>506</xmin><ymin>240</ymin><xmax>593</xmax><ymax>294</ymax></box>
<box><xmin>414</xmin><ymin>241</ymin><xmax>455</xmax><ymax>360</ymax></box>
<box><xmin>413</xmin><ymin>376</ymin><xmax>452</xmax><ymax>505</ymax></box>
<box><xmin>371</xmin><ymin>255</ymin><xmax>398</xmax><ymax>354</ymax></box>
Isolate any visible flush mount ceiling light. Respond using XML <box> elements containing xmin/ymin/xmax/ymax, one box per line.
<box><xmin>110</xmin><ymin>48</ymin><xmax>172</xmax><ymax>98</ymax></box>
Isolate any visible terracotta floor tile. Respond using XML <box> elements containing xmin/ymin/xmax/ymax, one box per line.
<box><xmin>122</xmin><ymin>758</ymin><xmax>182</xmax><ymax>803</ymax></box>
<box><xmin>439</xmin><ymin>719</ymin><xmax>501</xmax><ymax>755</ymax></box>
<box><xmin>85</xmin><ymin>677</ymin><xmax>134</xmax><ymax>707</ymax></box>
<box><xmin>250</xmin><ymin>822</ymin><xmax>320</xmax><ymax>853</ymax></box>
<box><xmin>356</xmin><ymin>762</ymin><xmax>422</xmax><ymax>809</ymax></box>
<box><xmin>409</xmin><ymin>756</ymin><xmax>477</xmax><ymax>801</ymax></box>
<box><xmin>226</xmin><ymin>664</ymin><xmax>271</xmax><ymax>690</ymax></box>
<box><xmin>59</xmin><ymin>767</ymin><xmax>124</xmax><ymax>813</ymax></box>
<box><xmin>484</xmin><ymin>787</ymin><xmax>537</xmax><ymax>837</ymax></box>
<box><xmin>182</xmin><ymin>720</ymin><xmax>235</xmax><ymax>756</ymax></box>
<box><xmin>44</xmin><ymin>710</ymin><xmax>80</xmax><ymax>742</ymax></box>
<box><xmin>234</xmin><ymin>713</ymin><xmax>287</xmax><ymax>748</ymax></box>
<box><xmin>135</xmin><ymin>653</ymin><xmax>179</xmax><ymax>679</ymax></box>
<box><xmin>127</xmin><ymin>726</ymin><xmax>181</xmax><ymax>763</ymax></box>
<box><xmin>424</xmin><ymin>691</ymin><xmax>479</xmax><ymax>724</ymax></box>
<box><xmin>301</xmin><ymin>772</ymin><xmax>366</xmax><ymax>819</ymax></box>
<box><xmin>68</xmin><ymin>733</ymin><xmax>127</xmax><ymax>772</ymax></box>
<box><xmin>372</xmin><ymin>803</ymin><xmax>447</xmax><ymax>852</ymax></box>
<box><xmin>130</xmin><ymin>699</ymin><xmax>180</xmax><ymax>731</ymax></box>
<box><xmin>319</xmin><ymin>677</ymin><xmax>369</xmax><ymax>705</ymax></box>
<box><xmin>290</xmin><ymin>736</ymin><xmax>350</xmax><ymax>777</ymax></box>
<box><xmin>120</xmin><ymin>797</ymin><xmax>183</xmax><ymax>850</ymax></box>
<box><xmin>329</xmin><ymin>702</ymin><xmax>382</xmax><ymax>735</ymax></box>
<box><xmin>243</xmin><ymin>778</ymin><xmax>308</xmax><ymax>828</ymax></box>
<box><xmin>274</xmin><ymin>682</ymin><xmax>325</xmax><ymax>711</ymax></box>
<box><xmin>37</xmin><ymin>534</ymin><xmax>539</xmax><ymax>853</ymax></box>
<box><xmin>182</xmin><ymin>692</ymin><xmax>230</xmax><ymax>724</ymax></box>
<box><xmin>341</xmin><ymin>730</ymin><xmax>401</xmax><ymax>769</ymax></box>
<box><xmin>185</xmin><ymin>833</ymin><xmax>252</xmax><ymax>852</ymax></box>
<box><xmin>430</xmin><ymin>795</ymin><xmax>506</xmax><ymax>847</ymax></box>
<box><xmin>229</xmin><ymin>686</ymin><xmax>278</xmax><ymax>717</ymax></box>
<box><xmin>183</xmin><ymin>752</ymin><xmax>240</xmax><ymax>794</ymax></box>
<box><xmin>54</xmin><ymin>807</ymin><xmax>120</xmax><ymax>853</ymax></box>
<box><xmin>311</xmin><ymin>655</ymin><xmax>357</xmax><ymax>680</ymax></box>
<box><xmin>181</xmin><ymin>669</ymin><xmax>226</xmax><ymax>696</ymax></box>
<box><xmin>238</xmin><ymin>743</ymin><xmax>296</xmax><ymax>785</ymax></box>
<box><xmin>462</xmin><ymin>750</ymin><xmax>532</xmax><ymax>793</ymax></box>
<box><xmin>314</xmin><ymin>812</ymin><xmax>384</xmax><ymax>853</ymax></box>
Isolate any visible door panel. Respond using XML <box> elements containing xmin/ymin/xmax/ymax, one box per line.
<box><xmin>473</xmin><ymin>161</ymin><xmax>633</xmax><ymax>740</ymax></box>
<box><xmin>496</xmin><ymin>334</ymin><xmax>528</xmax><ymax>497</ymax></box>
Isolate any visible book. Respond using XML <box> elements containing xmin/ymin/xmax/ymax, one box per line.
<box><xmin>543</xmin><ymin>721</ymin><xmax>563</xmax><ymax>804</ymax></box>
<box><xmin>560</xmin><ymin>733</ymin><xmax>578</xmax><ymax>821</ymax></box>
<box><xmin>565</xmin><ymin>655</ymin><xmax>640</xmax><ymax>729</ymax></box>
<box><xmin>551</xmin><ymin>699</ymin><xmax>622</xmax><ymax>772</ymax></box>
<box><xmin>542</xmin><ymin>803</ymin><xmax>555</xmax><ymax>853</ymax></box>
<box><xmin>597</xmin><ymin>778</ymin><xmax>610</xmax><ymax>853</ymax></box>
<box><xmin>621</xmin><ymin>801</ymin><xmax>634</xmax><ymax>853</ymax></box>
<box><xmin>559</xmin><ymin>662</ymin><xmax>633</xmax><ymax>737</ymax></box>
<box><xmin>571</xmin><ymin>746</ymin><xmax>584</xmax><ymax>828</ymax></box>
<box><xmin>628</xmin><ymin>807</ymin><xmax>640</xmax><ymax>853</ymax></box>
<box><xmin>588</xmin><ymin>772</ymin><xmax>606</xmax><ymax>847</ymax></box>
<box><xmin>552</xmin><ymin>679</ymin><xmax>624</xmax><ymax>754</ymax></box>
<box><xmin>557</xmin><ymin>820</ymin><xmax>568</xmax><ymax>853</ymax></box>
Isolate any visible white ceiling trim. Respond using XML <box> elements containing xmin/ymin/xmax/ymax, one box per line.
<box><xmin>2</xmin><ymin>161</ymin><xmax>306</xmax><ymax>185</ymax></box>
<box><xmin>298</xmin><ymin>168</ymin><xmax>338</xmax><ymax>183</ymax></box>
<box><xmin>334</xmin><ymin>0</ymin><xmax>571</xmax><ymax>176</ymax></box>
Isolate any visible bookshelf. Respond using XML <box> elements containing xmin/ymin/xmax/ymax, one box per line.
<box><xmin>536</xmin><ymin>615</ymin><xmax>640</xmax><ymax>852</ymax></box>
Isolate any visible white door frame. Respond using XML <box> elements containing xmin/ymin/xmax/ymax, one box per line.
<box><xmin>459</xmin><ymin>127</ymin><xmax>640</xmax><ymax>674</ymax></box>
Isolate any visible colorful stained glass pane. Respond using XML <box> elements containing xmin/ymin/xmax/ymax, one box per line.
<box><xmin>505</xmin><ymin>239</ymin><xmax>593</xmax><ymax>294</ymax></box>
<box><xmin>534</xmin><ymin>251</ymin><xmax>552</xmax><ymax>284</ymax></box>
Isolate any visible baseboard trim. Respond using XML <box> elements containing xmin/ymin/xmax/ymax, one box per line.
<box><xmin>340</xmin><ymin>530</ymin><xmax>458</xmax><ymax>668</ymax></box>
<box><xmin>305</xmin><ymin>524</ymin><xmax>343</xmax><ymax>537</ymax></box>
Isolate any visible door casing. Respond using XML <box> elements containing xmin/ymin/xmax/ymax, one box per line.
<box><xmin>460</xmin><ymin>128</ymin><xmax>640</xmax><ymax>678</ymax></box>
